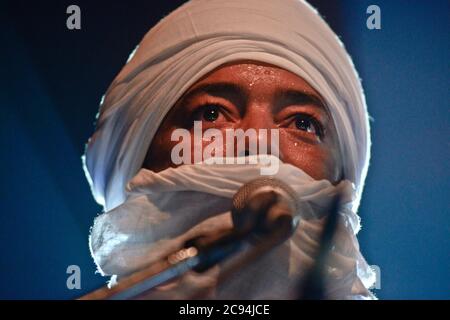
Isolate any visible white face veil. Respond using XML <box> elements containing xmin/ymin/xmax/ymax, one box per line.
<box><xmin>83</xmin><ymin>0</ymin><xmax>375</xmax><ymax>299</ymax></box>
<box><xmin>83</xmin><ymin>0</ymin><xmax>371</xmax><ymax>213</ymax></box>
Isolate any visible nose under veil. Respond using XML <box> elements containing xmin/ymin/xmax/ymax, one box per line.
<box><xmin>83</xmin><ymin>0</ymin><xmax>375</xmax><ymax>299</ymax></box>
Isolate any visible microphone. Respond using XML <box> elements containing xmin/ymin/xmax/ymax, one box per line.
<box><xmin>80</xmin><ymin>178</ymin><xmax>299</xmax><ymax>300</ymax></box>
<box><xmin>184</xmin><ymin>177</ymin><xmax>300</xmax><ymax>273</ymax></box>
<box><xmin>232</xmin><ymin>177</ymin><xmax>300</xmax><ymax>240</ymax></box>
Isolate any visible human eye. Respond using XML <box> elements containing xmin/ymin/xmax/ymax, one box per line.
<box><xmin>192</xmin><ymin>103</ymin><xmax>232</xmax><ymax>124</ymax></box>
<box><xmin>284</xmin><ymin>113</ymin><xmax>325</xmax><ymax>140</ymax></box>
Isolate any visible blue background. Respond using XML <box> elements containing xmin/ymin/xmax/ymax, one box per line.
<box><xmin>0</xmin><ymin>0</ymin><xmax>448</xmax><ymax>299</ymax></box>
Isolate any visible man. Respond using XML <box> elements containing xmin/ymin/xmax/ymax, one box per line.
<box><xmin>83</xmin><ymin>0</ymin><xmax>375</xmax><ymax>299</ymax></box>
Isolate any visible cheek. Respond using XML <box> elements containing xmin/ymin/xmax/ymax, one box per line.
<box><xmin>147</xmin><ymin>127</ymin><xmax>339</xmax><ymax>183</ymax></box>
<box><xmin>149</xmin><ymin>128</ymin><xmax>234</xmax><ymax>168</ymax></box>
<box><xmin>190</xmin><ymin>129</ymin><xmax>235</xmax><ymax>160</ymax></box>
<box><xmin>145</xmin><ymin>127</ymin><xmax>180</xmax><ymax>171</ymax></box>
<box><xmin>278</xmin><ymin>131</ymin><xmax>337</xmax><ymax>181</ymax></box>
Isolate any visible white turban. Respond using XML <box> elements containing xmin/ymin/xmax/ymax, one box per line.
<box><xmin>83</xmin><ymin>0</ymin><xmax>371</xmax><ymax>214</ymax></box>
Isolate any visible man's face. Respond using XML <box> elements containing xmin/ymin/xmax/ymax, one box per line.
<box><xmin>143</xmin><ymin>61</ymin><xmax>342</xmax><ymax>183</ymax></box>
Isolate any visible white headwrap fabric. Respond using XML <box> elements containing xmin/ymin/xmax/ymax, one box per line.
<box><xmin>90</xmin><ymin>156</ymin><xmax>376</xmax><ymax>299</ymax></box>
<box><xmin>83</xmin><ymin>0</ymin><xmax>371</xmax><ymax>213</ymax></box>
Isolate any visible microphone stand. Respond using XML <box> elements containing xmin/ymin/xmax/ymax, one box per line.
<box><xmin>79</xmin><ymin>229</ymin><xmax>244</xmax><ymax>300</ymax></box>
<box><xmin>80</xmin><ymin>192</ymin><xmax>294</xmax><ymax>300</ymax></box>
<box><xmin>80</xmin><ymin>223</ymin><xmax>290</xmax><ymax>300</ymax></box>
<box><xmin>297</xmin><ymin>193</ymin><xmax>342</xmax><ymax>300</ymax></box>
<box><xmin>187</xmin><ymin>216</ymin><xmax>293</xmax><ymax>299</ymax></box>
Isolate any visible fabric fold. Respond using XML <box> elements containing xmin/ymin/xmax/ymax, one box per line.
<box><xmin>90</xmin><ymin>156</ymin><xmax>375</xmax><ymax>299</ymax></box>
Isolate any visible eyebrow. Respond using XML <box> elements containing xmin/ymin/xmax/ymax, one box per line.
<box><xmin>180</xmin><ymin>82</ymin><xmax>327</xmax><ymax>115</ymax></box>
<box><xmin>181</xmin><ymin>82</ymin><xmax>247</xmax><ymax>110</ymax></box>
<box><xmin>272</xmin><ymin>89</ymin><xmax>327</xmax><ymax>114</ymax></box>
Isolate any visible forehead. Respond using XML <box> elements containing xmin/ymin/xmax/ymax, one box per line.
<box><xmin>185</xmin><ymin>61</ymin><xmax>325</xmax><ymax>103</ymax></box>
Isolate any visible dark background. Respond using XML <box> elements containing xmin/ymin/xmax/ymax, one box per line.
<box><xmin>1</xmin><ymin>0</ymin><xmax>448</xmax><ymax>299</ymax></box>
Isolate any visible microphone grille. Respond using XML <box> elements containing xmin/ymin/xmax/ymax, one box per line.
<box><xmin>232</xmin><ymin>177</ymin><xmax>298</xmax><ymax>212</ymax></box>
